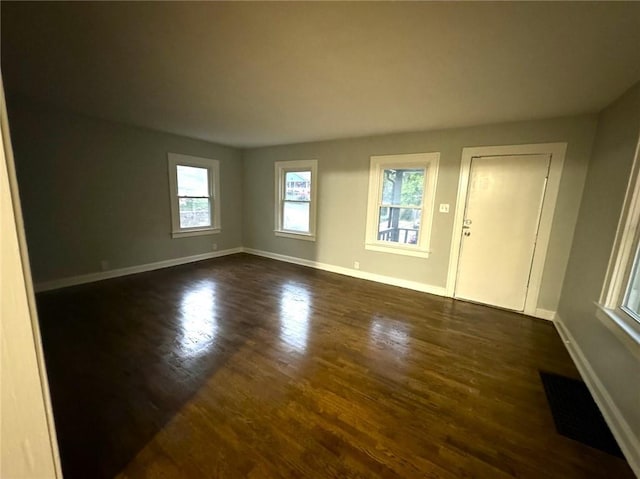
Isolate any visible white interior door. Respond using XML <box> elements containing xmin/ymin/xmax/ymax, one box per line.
<box><xmin>454</xmin><ymin>154</ymin><xmax>550</xmax><ymax>311</ymax></box>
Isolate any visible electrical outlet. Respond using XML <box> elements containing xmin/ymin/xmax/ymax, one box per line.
<box><xmin>439</xmin><ymin>203</ymin><xmax>450</xmax><ymax>213</ymax></box>
<box><xmin>212</xmin><ymin>243</ymin><xmax>218</xmax><ymax>251</ymax></box>
<box><xmin>100</xmin><ymin>260</ymin><xmax>109</xmax><ymax>271</ymax></box>
<box><xmin>353</xmin><ymin>261</ymin><xmax>360</xmax><ymax>270</ymax></box>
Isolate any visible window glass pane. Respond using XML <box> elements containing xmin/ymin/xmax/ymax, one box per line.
<box><xmin>624</xmin><ymin>248</ymin><xmax>640</xmax><ymax>317</ymax></box>
<box><xmin>285</xmin><ymin>171</ymin><xmax>311</xmax><ymax>201</ymax></box>
<box><xmin>177</xmin><ymin>165</ymin><xmax>209</xmax><ymax>197</ymax></box>
<box><xmin>377</xmin><ymin>207</ymin><xmax>421</xmax><ymax>245</ymax></box>
<box><xmin>283</xmin><ymin>201</ymin><xmax>310</xmax><ymax>232</ymax></box>
<box><xmin>179</xmin><ymin>197</ymin><xmax>211</xmax><ymax>228</ymax></box>
<box><xmin>381</xmin><ymin>168</ymin><xmax>425</xmax><ymax>206</ymax></box>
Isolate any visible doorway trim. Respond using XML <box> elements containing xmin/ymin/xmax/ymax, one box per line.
<box><xmin>445</xmin><ymin>142</ymin><xmax>567</xmax><ymax>317</ymax></box>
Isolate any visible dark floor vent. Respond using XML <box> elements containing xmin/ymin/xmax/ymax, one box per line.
<box><xmin>539</xmin><ymin>371</ymin><xmax>624</xmax><ymax>458</ymax></box>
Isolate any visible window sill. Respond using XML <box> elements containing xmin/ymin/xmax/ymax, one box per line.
<box><xmin>172</xmin><ymin>227</ymin><xmax>220</xmax><ymax>239</ymax></box>
<box><xmin>594</xmin><ymin>302</ymin><xmax>640</xmax><ymax>359</ymax></box>
<box><xmin>365</xmin><ymin>243</ymin><xmax>430</xmax><ymax>258</ymax></box>
<box><xmin>274</xmin><ymin>230</ymin><xmax>316</xmax><ymax>242</ymax></box>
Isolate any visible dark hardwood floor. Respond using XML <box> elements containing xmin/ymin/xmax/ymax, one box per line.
<box><xmin>35</xmin><ymin>253</ymin><xmax>634</xmax><ymax>478</ymax></box>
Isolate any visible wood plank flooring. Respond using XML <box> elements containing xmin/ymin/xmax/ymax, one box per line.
<box><xmin>35</xmin><ymin>253</ymin><xmax>634</xmax><ymax>478</ymax></box>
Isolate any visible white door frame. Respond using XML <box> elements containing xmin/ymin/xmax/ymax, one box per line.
<box><xmin>446</xmin><ymin>142</ymin><xmax>567</xmax><ymax>317</ymax></box>
<box><xmin>1</xmin><ymin>75</ymin><xmax>62</xmax><ymax>477</ymax></box>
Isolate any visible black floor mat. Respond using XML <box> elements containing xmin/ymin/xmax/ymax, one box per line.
<box><xmin>539</xmin><ymin>371</ymin><xmax>624</xmax><ymax>458</ymax></box>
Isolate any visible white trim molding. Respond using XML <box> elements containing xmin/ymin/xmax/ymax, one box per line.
<box><xmin>446</xmin><ymin>142</ymin><xmax>567</xmax><ymax>317</ymax></box>
<box><xmin>34</xmin><ymin>247</ymin><xmax>243</xmax><ymax>292</ymax></box>
<box><xmin>534</xmin><ymin>308</ymin><xmax>556</xmax><ymax>321</ymax></box>
<box><xmin>274</xmin><ymin>230</ymin><xmax>316</xmax><ymax>242</ymax></box>
<box><xmin>243</xmin><ymin>248</ymin><xmax>447</xmax><ymax>297</ymax></box>
<box><xmin>596</xmin><ymin>131</ymin><xmax>640</xmax><ymax>353</ymax></box>
<box><xmin>274</xmin><ymin>159</ymin><xmax>318</xmax><ymax>241</ymax></box>
<box><xmin>244</xmin><ymin>247</ymin><xmax>556</xmax><ymax>321</ymax></box>
<box><xmin>35</xmin><ymin>245</ymin><xmax>559</xmax><ymax>323</ymax></box>
<box><xmin>594</xmin><ymin>302</ymin><xmax>640</xmax><ymax>360</ymax></box>
<box><xmin>554</xmin><ymin>316</ymin><xmax>640</xmax><ymax>476</ymax></box>
<box><xmin>364</xmin><ymin>152</ymin><xmax>439</xmax><ymax>258</ymax></box>
<box><xmin>168</xmin><ymin>152</ymin><xmax>221</xmax><ymax>239</ymax></box>
<box><xmin>2</xmin><ymin>74</ymin><xmax>63</xmax><ymax>478</ymax></box>
<box><xmin>600</xmin><ymin>131</ymin><xmax>640</xmax><ymax>309</ymax></box>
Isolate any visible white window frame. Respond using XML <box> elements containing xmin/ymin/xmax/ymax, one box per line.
<box><xmin>597</xmin><ymin>133</ymin><xmax>640</xmax><ymax>355</ymax></box>
<box><xmin>168</xmin><ymin>153</ymin><xmax>221</xmax><ymax>238</ymax></box>
<box><xmin>274</xmin><ymin>159</ymin><xmax>318</xmax><ymax>241</ymax></box>
<box><xmin>365</xmin><ymin>152</ymin><xmax>439</xmax><ymax>258</ymax></box>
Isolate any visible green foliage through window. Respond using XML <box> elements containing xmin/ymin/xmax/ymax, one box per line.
<box><xmin>382</xmin><ymin>168</ymin><xmax>425</xmax><ymax>206</ymax></box>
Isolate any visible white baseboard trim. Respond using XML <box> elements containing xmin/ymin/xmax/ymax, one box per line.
<box><xmin>534</xmin><ymin>308</ymin><xmax>556</xmax><ymax>321</ymax></box>
<box><xmin>34</xmin><ymin>247</ymin><xmax>244</xmax><ymax>292</ymax></box>
<box><xmin>242</xmin><ymin>248</ymin><xmax>561</xmax><ymax>318</ymax></box>
<box><xmin>35</xmin><ymin>245</ymin><xmax>558</xmax><ymax>321</ymax></box>
<box><xmin>554</xmin><ymin>315</ymin><xmax>640</xmax><ymax>476</ymax></box>
<box><xmin>242</xmin><ymin>247</ymin><xmax>448</xmax><ymax>297</ymax></box>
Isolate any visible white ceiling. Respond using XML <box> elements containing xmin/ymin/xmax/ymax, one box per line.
<box><xmin>2</xmin><ymin>2</ymin><xmax>639</xmax><ymax>148</ymax></box>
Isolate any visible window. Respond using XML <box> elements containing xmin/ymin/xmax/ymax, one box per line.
<box><xmin>598</xmin><ymin>139</ymin><xmax>640</xmax><ymax>350</ymax></box>
<box><xmin>365</xmin><ymin>152</ymin><xmax>439</xmax><ymax>257</ymax></box>
<box><xmin>274</xmin><ymin>159</ymin><xmax>317</xmax><ymax>241</ymax></box>
<box><xmin>168</xmin><ymin>153</ymin><xmax>220</xmax><ymax>238</ymax></box>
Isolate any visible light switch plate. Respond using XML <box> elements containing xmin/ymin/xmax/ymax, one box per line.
<box><xmin>439</xmin><ymin>204</ymin><xmax>450</xmax><ymax>213</ymax></box>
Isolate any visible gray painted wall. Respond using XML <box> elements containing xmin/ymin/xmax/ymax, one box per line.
<box><xmin>8</xmin><ymin>81</ymin><xmax>639</xmax><ymax>466</ymax></box>
<box><xmin>7</xmin><ymin>96</ymin><xmax>243</xmax><ymax>283</ymax></box>
<box><xmin>8</xmin><ymin>94</ymin><xmax>599</xmax><ymax>315</ymax></box>
<box><xmin>7</xmin><ymin>80</ymin><xmax>639</xmax><ymax>470</ymax></box>
<box><xmin>243</xmin><ymin>115</ymin><xmax>597</xmax><ymax>312</ymax></box>
<box><xmin>558</xmin><ymin>83</ymin><xmax>640</xmax><ymax>439</ymax></box>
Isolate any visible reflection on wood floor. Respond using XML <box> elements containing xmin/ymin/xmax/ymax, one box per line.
<box><xmin>36</xmin><ymin>253</ymin><xmax>634</xmax><ymax>478</ymax></box>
